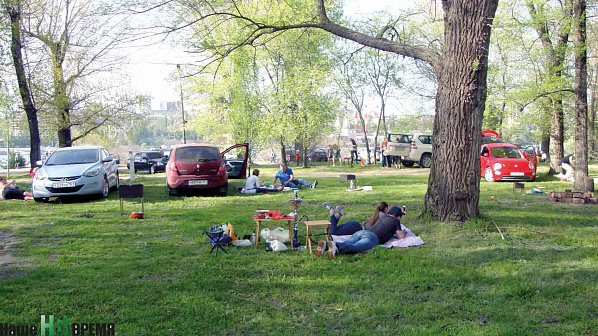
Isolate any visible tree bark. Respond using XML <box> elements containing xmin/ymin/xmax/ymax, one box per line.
<box><xmin>5</xmin><ymin>0</ymin><xmax>41</xmax><ymax>167</ymax></box>
<box><xmin>280</xmin><ymin>138</ymin><xmax>287</xmax><ymax>167</ymax></box>
<box><xmin>422</xmin><ymin>1</ymin><xmax>498</xmax><ymax>221</ymax></box>
<box><xmin>573</xmin><ymin>0</ymin><xmax>588</xmax><ymax>191</ymax></box>
<box><xmin>589</xmin><ymin>69</ymin><xmax>597</xmax><ymax>159</ymax></box>
<box><xmin>549</xmin><ymin>99</ymin><xmax>564</xmax><ymax>174</ymax></box>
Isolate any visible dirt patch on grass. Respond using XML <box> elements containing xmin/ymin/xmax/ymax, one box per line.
<box><xmin>0</xmin><ymin>230</ymin><xmax>28</xmax><ymax>281</ymax></box>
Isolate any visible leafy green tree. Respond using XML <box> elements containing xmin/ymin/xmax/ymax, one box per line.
<box><xmin>166</xmin><ymin>0</ymin><xmax>500</xmax><ymax>222</ymax></box>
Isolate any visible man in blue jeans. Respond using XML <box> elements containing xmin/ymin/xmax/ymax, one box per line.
<box><xmin>316</xmin><ymin>206</ymin><xmax>406</xmax><ymax>258</ymax></box>
<box><xmin>272</xmin><ymin>163</ymin><xmax>317</xmax><ymax>189</ymax></box>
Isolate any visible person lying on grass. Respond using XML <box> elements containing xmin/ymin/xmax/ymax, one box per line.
<box><xmin>316</xmin><ymin>206</ymin><xmax>406</xmax><ymax>258</ymax></box>
<box><xmin>0</xmin><ymin>177</ymin><xmax>34</xmax><ymax>201</ymax></box>
<box><xmin>321</xmin><ymin>201</ymin><xmax>390</xmax><ymax>235</ymax></box>
<box><xmin>242</xmin><ymin>169</ymin><xmax>282</xmax><ymax>194</ymax></box>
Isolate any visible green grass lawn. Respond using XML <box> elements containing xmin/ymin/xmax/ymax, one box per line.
<box><xmin>0</xmin><ymin>164</ymin><xmax>597</xmax><ymax>335</ymax></box>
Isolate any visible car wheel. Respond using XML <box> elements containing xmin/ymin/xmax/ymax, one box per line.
<box><xmin>101</xmin><ymin>176</ymin><xmax>110</xmax><ymax>197</ymax></box>
<box><xmin>168</xmin><ymin>185</ymin><xmax>180</xmax><ymax>196</ymax></box>
<box><xmin>218</xmin><ymin>183</ymin><xmax>228</xmax><ymax>196</ymax></box>
<box><xmin>149</xmin><ymin>165</ymin><xmax>155</xmax><ymax>174</ymax></box>
<box><xmin>484</xmin><ymin>168</ymin><xmax>495</xmax><ymax>182</ymax></box>
<box><xmin>111</xmin><ymin>172</ymin><xmax>120</xmax><ymax>191</ymax></box>
<box><xmin>420</xmin><ymin>154</ymin><xmax>432</xmax><ymax>168</ymax></box>
<box><xmin>402</xmin><ymin>161</ymin><xmax>415</xmax><ymax>167</ymax></box>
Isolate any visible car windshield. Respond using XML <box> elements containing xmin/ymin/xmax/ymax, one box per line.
<box><xmin>45</xmin><ymin>149</ymin><xmax>99</xmax><ymax>165</ymax></box>
<box><xmin>176</xmin><ymin>147</ymin><xmax>220</xmax><ymax>162</ymax></box>
<box><xmin>491</xmin><ymin>147</ymin><xmax>523</xmax><ymax>159</ymax></box>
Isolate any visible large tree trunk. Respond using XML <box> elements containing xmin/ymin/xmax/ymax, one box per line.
<box><xmin>589</xmin><ymin>69</ymin><xmax>597</xmax><ymax>159</ymax></box>
<box><xmin>280</xmin><ymin>138</ymin><xmax>287</xmax><ymax>167</ymax></box>
<box><xmin>58</xmin><ymin>113</ymin><xmax>72</xmax><ymax>148</ymax></box>
<box><xmin>549</xmin><ymin>99</ymin><xmax>565</xmax><ymax>174</ymax></box>
<box><xmin>5</xmin><ymin>1</ymin><xmax>42</xmax><ymax>167</ymax></box>
<box><xmin>573</xmin><ymin>0</ymin><xmax>588</xmax><ymax>191</ymax></box>
<box><xmin>423</xmin><ymin>1</ymin><xmax>498</xmax><ymax>222</ymax></box>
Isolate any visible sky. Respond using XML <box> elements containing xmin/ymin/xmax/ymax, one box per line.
<box><xmin>127</xmin><ymin>1</ymin><xmax>434</xmax><ymax>114</ymax></box>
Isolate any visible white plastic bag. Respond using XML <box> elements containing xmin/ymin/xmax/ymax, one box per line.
<box><xmin>270</xmin><ymin>240</ymin><xmax>288</xmax><ymax>252</ymax></box>
<box><xmin>261</xmin><ymin>227</ymin><xmax>290</xmax><ymax>243</ymax></box>
<box><xmin>260</xmin><ymin>228</ymin><xmax>272</xmax><ymax>240</ymax></box>
<box><xmin>232</xmin><ymin>239</ymin><xmax>252</xmax><ymax>247</ymax></box>
<box><xmin>269</xmin><ymin>227</ymin><xmax>290</xmax><ymax>243</ymax></box>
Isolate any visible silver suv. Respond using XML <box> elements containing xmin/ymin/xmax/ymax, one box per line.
<box><xmin>403</xmin><ymin>133</ymin><xmax>432</xmax><ymax>168</ymax></box>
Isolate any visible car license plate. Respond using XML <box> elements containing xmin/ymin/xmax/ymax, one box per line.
<box><xmin>189</xmin><ymin>180</ymin><xmax>208</xmax><ymax>186</ymax></box>
<box><xmin>511</xmin><ymin>172</ymin><xmax>525</xmax><ymax>176</ymax></box>
<box><xmin>53</xmin><ymin>182</ymin><xmax>76</xmax><ymax>188</ymax></box>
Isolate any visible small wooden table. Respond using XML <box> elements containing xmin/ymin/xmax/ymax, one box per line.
<box><xmin>253</xmin><ymin>217</ymin><xmax>294</xmax><ymax>249</ymax></box>
<box><xmin>304</xmin><ymin>220</ymin><xmax>332</xmax><ymax>255</ymax></box>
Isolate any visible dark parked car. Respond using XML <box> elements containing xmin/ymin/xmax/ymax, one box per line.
<box><xmin>310</xmin><ymin>148</ymin><xmax>329</xmax><ymax>162</ymax></box>
<box><xmin>127</xmin><ymin>151</ymin><xmax>167</xmax><ymax>174</ymax></box>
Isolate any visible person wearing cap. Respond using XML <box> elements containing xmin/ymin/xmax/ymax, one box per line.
<box><xmin>316</xmin><ymin>206</ymin><xmax>406</xmax><ymax>258</ymax></box>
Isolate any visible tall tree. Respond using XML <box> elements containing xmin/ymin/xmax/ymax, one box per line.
<box><xmin>335</xmin><ymin>50</ymin><xmax>371</xmax><ymax>164</ymax></box>
<box><xmin>573</xmin><ymin>0</ymin><xmax>588</xmax><ymax>190</ymax></box>
<box><xmin>2</xmin><ymin>0</ymin><xmax>41</xmax><ymax>167</ymax></box>
<box><xmin>526</xmin><ymin>0</ymin><xmax>572</xmax><ymax>173</ymax></box>
<box><xmin>364</xmin><ymin>47</ymin><xmax>403</xmax><ymax>164</ymax></box>
<box><xmin>21</xmin><ymin>0</ymin><xmax>134</xmax><ymax>147</ymax></box>
<box><xmin>169</xmin><ymin>0</ymin><xmax>500</xmax><ymax>222</ymax></box>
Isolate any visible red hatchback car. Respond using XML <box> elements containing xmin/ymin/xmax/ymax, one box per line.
<box><xmin>480</xmin><ymin>143</ymin><xmax>537</xmax><ymax>182</ymax></box>
<box><xmin>166</xmin><ymin>143</ymin><xmax>249</xmax><ymax>196</ymax></box>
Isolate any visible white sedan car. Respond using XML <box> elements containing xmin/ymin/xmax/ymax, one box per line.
<box><xmin>32</xmin><ymin>146</ymin><xmax>119</xmax><ymax>202</ymax></box>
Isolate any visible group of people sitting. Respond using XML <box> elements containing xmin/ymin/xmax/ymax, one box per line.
<box><xmin>241</xmin><ymin>164</ymin><xmax>317</xmax><ymax>194</ymax></box>
<box><xmin>316</xmin><ymin>201</ymin><xmax>407</xmax><ymax>258</ymax></box>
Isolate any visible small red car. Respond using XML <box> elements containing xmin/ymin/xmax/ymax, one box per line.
<box><xmin>166</xmin><ymin>143</ymin><xmax>249</xmax><ymax>196</ymax></box>
<box><xmin>480</xmin><ymin>143</ymin><xmax>537</xmax><ymax>182</ymax></box>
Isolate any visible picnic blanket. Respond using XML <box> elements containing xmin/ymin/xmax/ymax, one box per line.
<box><xmin>331</xmin><ymin>226</ymin><xmax>424</xmax><ymax>249</ymax></box>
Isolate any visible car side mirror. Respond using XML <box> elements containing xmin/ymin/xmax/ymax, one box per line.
<box><xmin>483</xmin><ymin>153</ymin><xmax>489</xmax><ymax>157</ymax></box>
<box><xmin>103</xmin><ymin>156</ymin><xmax>113</xmax><ymax>163</ymax></box>
<box><xmin>36</xmin><ymin>160</ymin><xmax>43</xmax><ymax>166</ymax></box>
<box><xmin>524</xmin><ymin>153</ymin><xmax>530</xmax><ymax>158</ymax></box>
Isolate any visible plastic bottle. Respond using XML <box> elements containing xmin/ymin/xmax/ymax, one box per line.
<box><xmin>251</xmin><ymin>232</ymin><xmax>256</xmax><ymax>244</ymax></box>
<box><xmin>350</xmin><ymin>180</ymin><xmax>354</xmax><ymax>190</ymax></box>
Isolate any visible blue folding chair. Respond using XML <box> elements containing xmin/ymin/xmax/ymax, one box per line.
<box><xmin>203</xmin><ymin>227</ymin><xmax>230</xmax><ymax>256</ymax></box>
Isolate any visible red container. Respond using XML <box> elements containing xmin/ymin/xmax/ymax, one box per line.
<box><xmin>130</xmin><ymin>212</ymin><xmax>144</xmax><ymax>219</ymax></box>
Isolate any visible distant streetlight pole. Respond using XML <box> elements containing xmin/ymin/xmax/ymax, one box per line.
<box><xmin>177</xmin><ymin>64</ymin><xmax>187</xmax><ymax>144</ymax></box>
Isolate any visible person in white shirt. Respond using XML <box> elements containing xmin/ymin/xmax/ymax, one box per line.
<box><xmin>242</xmin><ymin>169</ymin><xmax>281</xmax><ymax>194</ymax></box>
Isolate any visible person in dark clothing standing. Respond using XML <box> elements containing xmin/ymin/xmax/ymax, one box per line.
<box><xmin>349</xmin><ymin>138</ymin><xmax>359</xmax><ymax>162</ymax></box>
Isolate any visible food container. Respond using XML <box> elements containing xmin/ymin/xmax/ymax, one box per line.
<box><xmin>130</xmin><ymin>212</ymin><xmax>144</xmax><ymax>219</ymax></box>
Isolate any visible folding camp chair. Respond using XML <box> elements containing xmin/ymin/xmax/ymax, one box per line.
<box><xmin>203</xmin><ymin>228</ymin><xmax>229</xmax><ymax>256</ymax></box>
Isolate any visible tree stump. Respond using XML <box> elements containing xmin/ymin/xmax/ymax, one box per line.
<box><xmin>584</xmin><ymin>177</ymin><xmax>594</xmax><ymax>193</ymax></box>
